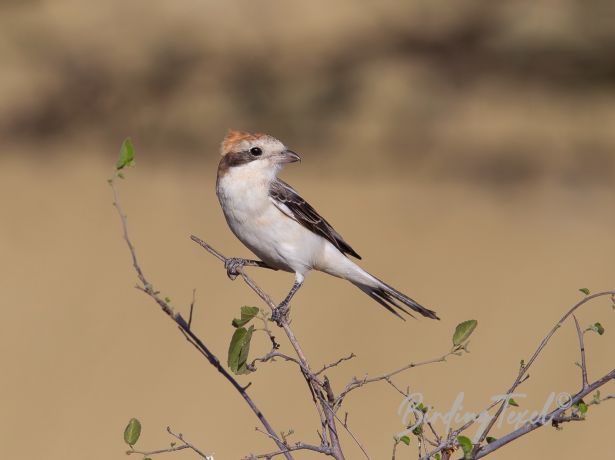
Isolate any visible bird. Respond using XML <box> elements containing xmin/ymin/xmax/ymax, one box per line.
<box><xmin>215</xmin><ymin>129</ymin><xmax>439</xmax><ymax>324</ymax></box>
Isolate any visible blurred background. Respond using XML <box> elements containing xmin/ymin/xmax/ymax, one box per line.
<box><xmin>1</xmin><ymin>1</ymin><xmax>614</xmax><ymax>459</ymax></box>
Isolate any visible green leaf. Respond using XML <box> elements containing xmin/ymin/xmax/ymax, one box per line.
<box><xmin>457</xmin><ymin>435</ymin><xmax>473</xmax><ymax>458</ymax></box>
<box><xmin>435</xmin><ymin>454</ymin><xmax>441</xmax><ymax>460</ymax></box>
<box><xmin>579</xmin><ymin>288</ymin><xmax>590</xmax><ymax>295</ymax></box>
<box><xmin>399</xmin><ymin>435</ymin><xmax>411</xmax><ymax>446</ymax></box>
<box><xmin>577</xmin><ymin>401</ymin><xmax>588</xmax><ymax>415</ymax></box>
<box><xmin>123</xmin><ymin>418</ymin><xmax>141</xmax><ymax>446</ymax></box>
<box><xmin>227</xmin><ymin>325</ymin><xmax>255</xmax><ymax>374</ymax></box>
<box><xmin>486</xmin><ymin>436</ymin><xmax>497</xmax><ymax>444</ymax></box>
<box><xmin>232</xmin><ymin>306</ymin><xmax>260</xmax><ymax>328</ymax></box>
<box><xmin>453</xmin><ymin>320</ymin><xmax>478</xmax><ymax>346</ymax></box>
<box><xmin>589</xmin><ymin>322</ymin><xmax>605</xmax><ymax>335</ymax></box>
<box><xmin>508</xmin><ymin>398</ymin><xmax>519</xmax><ymax>407</ymax></box>
<box><xmin>116</xmin><ymin>138</ymin><xmax>136</xmax><ymax>171</ymax></box>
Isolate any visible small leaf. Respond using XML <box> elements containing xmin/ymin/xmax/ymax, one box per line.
<box><xmin>593</xmin><ymin>390</ymin><xmax>601</xmax><ymax>404</ymax></box>
<box><xmin>588</xmin><ymin>322</ymin><xmax>605</xmax><ymax>335</ymax></box>
<box><xmin>486</xmin><ymin>436</ymin><xmax>497</xmax><ymax>444</ymax></box>
<box><xmin>457</xmin><ymin>435</ymin><xmax>473</xmax><ymax>458</ymax></box>
<box><xmin>508</xmin><ymin>398</ymin><xmax>519</xmax><ymax>407</ymax></box>
<box><xmin>116</xmin><ymin>138</ymin><xmax>136</xmax><ymax>171</ymax></box>
<box><xmin>577</xmin><ymin>402</ymin><xmax>588</xmax><ymax>415</ymax></box>
<box><xmin>579</xmin><ymin>288</ymin><xmax>590</xmax><ymax>295</ymax></box>
<box><xmin>164</xmin><ymin>296</ymin><xmax>171</xmax><ymax>303</ymax></box>
<box><xmin>170</xmin><ymin>442</ymin><xmax>176</xmax><ymax>447</ymax></box>
<box><xmin>227</xmin><ymin>325</ymin><xmax>255</xmax><ymax>374</ymax></box>
<box><xmin>452</xmin><ymin>320</ymin><xmax>478</xmax><ymax>346</ymax></box>
<box><xmin>123</xmin><ymin>418</ymin><xmax>141</xmax><ymax>446</ymax></box>
<box><xmin>435</xmin><ymin>454</ymin><xmax>441</xmax><ymax>460</ymax></box>
<box><xmin>399</xmin><ymin>435</ymin><xmax>411</xmax><ymax>446</ymax></box>
<box><xmin>232</xmin><ymin>306</ymin><xmax>260</xmax><ymax>328</ymax></box>
<box><xmin>412</xmin><ymin>425</ymin><xmax>423</xmax><ymax>436</ymax></box>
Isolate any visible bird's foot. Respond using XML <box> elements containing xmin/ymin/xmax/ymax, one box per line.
<box><xmin>271</xmin><ymin>301</ymin><xmax>291</xmax><ymax>326</ymax></box>
<box><xmin>224</xmin><ymin>257</ymin><xmax>247</xmax><ymax>280</ymax></box>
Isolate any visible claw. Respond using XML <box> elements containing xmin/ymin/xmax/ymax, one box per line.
<box><xmin>271</xmin><ymin>301</ymin><xmax>290</xmax><ymax>326</ymax></box>
<box><xmin>224</xmin><ymin>257</ymin><xmax>245</xmax><ymax>280</ymax></box>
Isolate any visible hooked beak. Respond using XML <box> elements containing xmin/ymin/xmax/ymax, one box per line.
<box><xmin>277</xmin><ymin>149</ymin><xmax>301</xmax><ymax>164</ymax></box>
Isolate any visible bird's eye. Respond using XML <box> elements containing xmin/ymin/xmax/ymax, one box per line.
<box><xmin>250</xmin><ymin>147</ymin><xmax>262</xmax><ymax>156</ymax></box>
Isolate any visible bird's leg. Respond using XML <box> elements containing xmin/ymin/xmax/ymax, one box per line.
<box><xmin>271</xmin><ymin>276</ymin><xmax>304</xmax><ymax>326</ymax></box>
<box><xmin>224</xmin><ymin>258</ymin><xmax>275</xmax><ymax>280</ymax></box>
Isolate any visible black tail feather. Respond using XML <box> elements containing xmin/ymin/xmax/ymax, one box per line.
<box><xmin>354</xmin><ymin>281</ymin><xmax>439</xmax><ymax>320</ymax></box>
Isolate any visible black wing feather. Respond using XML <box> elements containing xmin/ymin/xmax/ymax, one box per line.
<box><xmin>269</xmin><ymin>179</ymin><xmax>361</xmax><ymax>259</ymax></box>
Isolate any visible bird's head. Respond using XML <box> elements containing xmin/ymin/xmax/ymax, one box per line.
<box><xmin>218</xmin><ymin>130</ymin><xmax>301</xmax><ymax>178</ymax></box>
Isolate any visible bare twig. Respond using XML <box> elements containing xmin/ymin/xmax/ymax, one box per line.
<box><xmin>336</xmin><ymin>351</ymin><xmax>455</xmax><ymax>407</ymax></box>
<box><xmin>244</xmin><ymin>442</ymin><xmax>331</xmax><ymax>459</ymax></box>
<box><xmin>474</xmin><ymin>369</ymin><xmax>615</xmax><ymax>458</ymax></box>
<box><xmin>126</xmin><ymin>426</ymin><xmax>211</xmax><ymax>459</ymax></box>
<box><xmin>248</xmin><ymin>350</ymin><xmax>304</xmax><ymax>372</ymax></box>
<box><xmin>110</xmin><ymin>180</ymin><xmax>292</xmax><ymax>460</ymax></box>
<box><xmin>573</xmin><ymin>315</ymin><xmax>589</xmax><ymax>389</ymax></box>
<box><xmin>419</xmin><ymin>291</ymin><xmax>615</xmax><ymax>460</ymax></box>
<box><xmin>475</xmin><ymin>291</ymin><xmax>615</xmax><ymax>445</ymax></box>
<box><xmin>190</xmin><ymin>234</ymin><xmax>348</xmax><ymax>459</ymax></box>
<box><xmin>316</xmin><ymin>353</ymin><xmax>357</xmax><ymax>376</ymax></box>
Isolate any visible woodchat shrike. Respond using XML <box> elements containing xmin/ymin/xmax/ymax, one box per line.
<box><xmin>216</xmin><ymin>130</ymin><xmax>439</xmax><ymax>324</ymax></box>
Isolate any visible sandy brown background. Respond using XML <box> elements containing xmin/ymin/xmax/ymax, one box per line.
<box><xmin>1</xmin><ymin>1</ymin><xmax>614</xmax><ymax>459</ymax></box>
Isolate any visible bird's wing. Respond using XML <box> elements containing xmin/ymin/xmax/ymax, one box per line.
<box><xmin>269</xmin><ymin>179</ymin><xmax>361</xmax><ymax>259</ymax></box>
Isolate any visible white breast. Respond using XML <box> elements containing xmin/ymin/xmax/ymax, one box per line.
<box><xmin>216</xmin><ymin>164</ymin><xmax>325</xmax><ymax>274</ymax></box>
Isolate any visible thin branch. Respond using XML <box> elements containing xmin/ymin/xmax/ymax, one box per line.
<box><xmin>244</xmin><ymin>442</ymin><xmax>331</xmax><ymax>459</ymax></box>
<box><xmin>110</xmin><ymin>179</ymin><xmax>292</xmax><ymax>460</ymax></box>
<box><xmin>128</xmin><ymin>445</ymin><xmax>191</xmax><ymax>457</ymax></box>
<box><xmin>126</xmin><ymin>426</ymin><xmax>210</xmax><ymax>459</ymax></box>
<box><xmin>573</xmin><ymin>315</ymin><xmax>589</xmax><ymax>389</ymax></box>
<box><xmin>319</xmin><ymin>377</ymin><xmax>371</xmax><ymax>459</ymax></box>
<box><xmin>248</xmin><ymin>350</ymin><xmax>304</xmax><ymax>372</ymax></box>
<box><xmin>316</xmin><ymin>353</ymin><xmax>357</xmax><ymax>376</ymax></box>
<box><xmin>474</xmin><ymin>369</ymin><xmax>615</xmax><ymax>458</ymax></box>
<box><xmin>420</xmin><ymin>291</ymin><xmax>615</xmax><ymax>460</ymax></box>
<box><xmin>476</xmin><ymin>290</ymin><xmax>615</xmax><ymax>444</ymax></box>
<box><xmin>335</xmin><ymin>351</ymin><xmax>455</xmax><ymax>407</ymax></box>
<box><xmin>191</xmin><ymin>234</ymin><xmax>347</xmax><ymax>459</ymax></box>
<box><xmin>391</xmin><ymin>438</ymin><xmax>399</xmax><ymax>460</ymax></box>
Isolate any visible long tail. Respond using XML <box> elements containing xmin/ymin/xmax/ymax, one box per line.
<box><xmin>318</xmin><ymin>245</ymin><xmax>439</xmax><ymax>320</ymax></box>
<box><xmin>354</xmin><ymin>277</ymin><xmax>439</xmax><ymax>320</ymax></box>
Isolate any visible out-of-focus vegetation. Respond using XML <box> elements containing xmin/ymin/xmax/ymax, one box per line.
<box><xmin>2</xmin><ymin>0</ymin><xmax>614</xmax><ymax>187</ymax></box>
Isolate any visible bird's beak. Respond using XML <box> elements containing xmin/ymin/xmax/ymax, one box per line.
<box><xmin>277</xmin><ymin>149</ymin><xmax>301</xmax><ymax>164</ymax></box>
